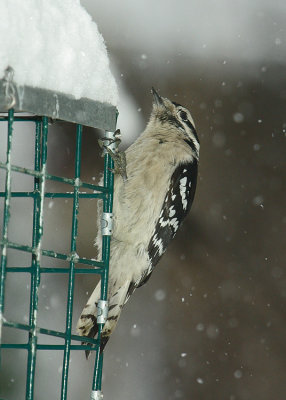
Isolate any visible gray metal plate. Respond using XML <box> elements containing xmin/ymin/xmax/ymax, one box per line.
<box><xmin>0</xmin><ymin>78</ymin><xmax>118</xmax><ymax>130</ymax></box>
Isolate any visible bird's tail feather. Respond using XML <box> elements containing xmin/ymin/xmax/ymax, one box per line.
<box><xmin>76</xmin><ymin>281</ymin><xmax>101</xmax><ymax>339</ymax></box>
<box><xmin>76</xmin><ymin>279</ymin><xmax>132</xmax><ymax>354</ymax></box>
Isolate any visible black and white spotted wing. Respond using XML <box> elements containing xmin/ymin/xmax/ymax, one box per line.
<box><xmin>136</xmin><ymin>159</ymin><xmax>198</xmax><ymax>288</ymax></box>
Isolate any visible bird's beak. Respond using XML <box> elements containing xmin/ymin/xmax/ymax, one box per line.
<box><xmin>151</xmin><ymin>87</ymin><xmax>163</xmax><ymax>106</ymax></box>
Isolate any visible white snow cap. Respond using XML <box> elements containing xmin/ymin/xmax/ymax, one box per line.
<box><xmin>0</xmin><ymin>0</ymin><xmax>118</xmax><ymax>105</ymax></box>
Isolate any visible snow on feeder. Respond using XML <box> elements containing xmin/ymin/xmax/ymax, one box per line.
<box><xmin>0</xmin><ymin>1</ymin><xmax>118</xmax><ymax>399</ymax></box>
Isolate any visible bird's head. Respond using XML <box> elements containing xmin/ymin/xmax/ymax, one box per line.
<box><xmin>150</xmin><ymin>88</ymin><xmax>200</xmax><ymax>157</ymax></box>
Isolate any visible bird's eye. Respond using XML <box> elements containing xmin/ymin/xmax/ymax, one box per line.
<box><xmin>179</xmin><ymin>111</ymin><xmax>188</xmax><ymax>121</ymax></box>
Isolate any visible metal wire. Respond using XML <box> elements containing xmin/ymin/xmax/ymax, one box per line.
<box><xmin>0</xmin><ymin>112</ymin><xmax>116</xmax><ymax>399</ymax></box>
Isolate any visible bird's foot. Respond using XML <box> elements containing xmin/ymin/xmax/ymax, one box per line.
<box><xmin>98</xmin><ymin>129</ymin><xmax>127</xmax><ymax>182</ymax></box>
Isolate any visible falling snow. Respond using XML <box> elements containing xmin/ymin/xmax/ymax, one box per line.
<box><xmin>130</xmin><ymin>324</ymin><xmax>141</xmax><ymax>337</ymax></box>
<box><xmin>252</xmin><ymin>195</ymin><xmax>264</xmax><ymax>206</ymax></box>
<box><xmin>234</xmin><ymin>369</ymin><xmax>243</xmax><ymax>379</ymax></box>
<box><xmin>154</xmin><ymin>289</ymin><xmax>166</xmax><ymax>301</ymax></box>
<box><xmin>196</xmin><ymin>323</ymin><xmax>205</xmax><ymax>332</ymax></box>
<box><xmin>233</xmin><ymin>112</ymin><xmax>244</xmax><ymax>123</ymax></box>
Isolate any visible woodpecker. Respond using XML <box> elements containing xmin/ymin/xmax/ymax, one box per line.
<box><xmin>76</xmin><ymin>88</ymin><xmax>200</xmax><ymax>354</ymax></box>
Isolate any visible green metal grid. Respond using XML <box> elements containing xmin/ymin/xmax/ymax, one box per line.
<box><xmin>0</xmin><ymin>110</ymin><xmax>116</xmax><ymax>399</ymax></box>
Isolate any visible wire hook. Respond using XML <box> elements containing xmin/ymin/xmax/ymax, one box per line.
<box><xmin>3</xmin><ymin>66</ymin><xmax>16</xmax><ymax>109</ymax></box>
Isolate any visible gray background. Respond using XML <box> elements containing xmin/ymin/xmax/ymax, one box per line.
<box><xmin>1</xmin><ymin>1</ymin><xmax>286</xmax><ymax>399</ymax></box>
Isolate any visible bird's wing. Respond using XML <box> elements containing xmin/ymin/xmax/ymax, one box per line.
<box><xmin>136</xmin><ymin>159</ymin><xmax>198</xmax><ymax>288</ymax></box>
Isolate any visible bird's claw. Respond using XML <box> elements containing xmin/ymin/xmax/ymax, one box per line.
<box><xmin>108</xmin><ymin>150</ymin><xmax>128</xmax><ymax>182</ymax></box>
<box><xmin>98</xmin><ymin>129</ymin><xmax>128</xmax><ymax>182</ymax></box>
<box><xmin>98</xmin><ymin>129</ymin><xmax>121</xmax><ymax>151</ymax></box>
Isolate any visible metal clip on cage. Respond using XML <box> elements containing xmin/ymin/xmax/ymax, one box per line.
<box><xmin>0</xmin><ymin>67</ymin><xmax>118</xmax><ymax>400</ymax></box>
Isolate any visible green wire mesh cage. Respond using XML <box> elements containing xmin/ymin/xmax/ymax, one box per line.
<box><xmin>0</xmin><ymin>70</ymin><xmax>118</xmax><ymax>400</ymax></box>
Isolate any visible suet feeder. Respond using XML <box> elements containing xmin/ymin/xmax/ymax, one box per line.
<box><xmin>0</xmin><ymin>66</ymin><xmax>118</xmax><ymax>400</ymax></box>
